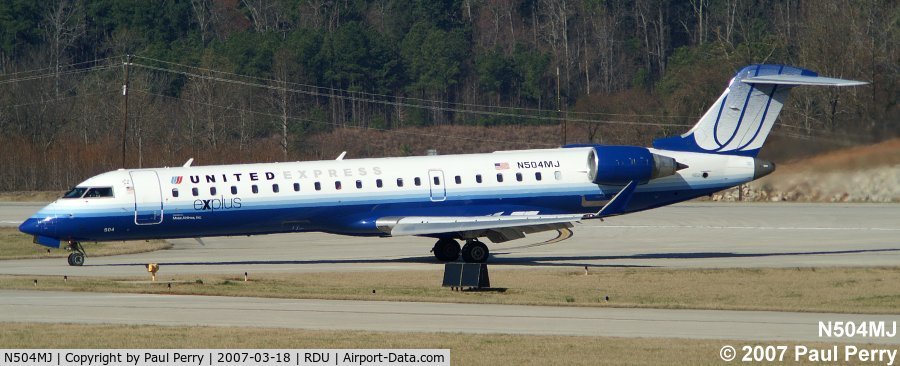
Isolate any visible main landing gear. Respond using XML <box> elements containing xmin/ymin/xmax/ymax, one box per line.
<box><xmin>66</xmin><ymin>241</ymin><xmax>85</xmax><ymax>266</ymax></box>
<box><xmin>431</xmin><ymin>238</ymin><xmax>490</xmax><ymax>263</ymax></box>
<box><xmin>461</xmin><ymin>240</ymin><xmax>489</xmax><ymax>263</ymax></box>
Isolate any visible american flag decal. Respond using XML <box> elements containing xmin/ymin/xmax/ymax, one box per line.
<box><xmin>494</xmin><ymin>162</ymin><xmax>509</xmax><ymax>170</ymax></box>
<box><xmin>171</xmin><ymin>176</ymin><xmax>183</xmax><ymax>184</ymax></box>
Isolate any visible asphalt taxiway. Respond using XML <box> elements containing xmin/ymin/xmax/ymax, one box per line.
<box><xmin>3</xmin><ymin>290</ymin><xmax>899</xmax><ymax>343</ymax></box>
<box><xmin>2</xmin><ymin>202</ymin><xmax>899</xmax><ymax>344</ymax></box>
<box><xmin>1</xmin><ymin>202</ymin><xmax>898</xmax><ymax>276</ymax></box>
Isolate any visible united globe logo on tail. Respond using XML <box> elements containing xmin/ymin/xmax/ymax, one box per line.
<box><xmin>651</xmin><ymin>64</ymin><xmax>863</xmax><ymax>157</ymax></box>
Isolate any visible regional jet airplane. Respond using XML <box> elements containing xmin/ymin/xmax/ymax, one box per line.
<box><xmin>20</xmin><ymin>65</ymin><xmax>866</xmax><ymax>266</ymax></box>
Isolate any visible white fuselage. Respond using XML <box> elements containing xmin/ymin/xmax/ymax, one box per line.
<box><xmin>21</xmin><ymin>146</ymin><xmax>757</xmax><ymax>243</ymax></box>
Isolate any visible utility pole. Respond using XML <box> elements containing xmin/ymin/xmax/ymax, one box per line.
<box><xmin>563</xmin><ymin>104</ymin><xmax>568</xmax><ymax>145</ymax></box>
<box><xmin>121</xmin><ymin>54</ymin><xmax>131</xmax><ymax>169</ymax></box>
<box><xmin>557</xmin><ymin>66</ymin><xmax>566</xmax><ymax>146</ymax></box>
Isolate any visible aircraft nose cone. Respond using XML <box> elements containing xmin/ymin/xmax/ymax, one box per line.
<box><xmin>19</xmin><ymin>217</ymin><xmax>55</xmax><ymax>237</ymax></box>
<box><xmin>753</xmin><ymin>158</ymin><xmax>776</xmax><ymax>180</ymax></box>
<box><xmin>18</xmin><ymin>218</ymin><xmax>41</xmax><ymax>236</ymax></box>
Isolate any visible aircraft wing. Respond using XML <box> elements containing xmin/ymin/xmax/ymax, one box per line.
<box><xmin>375</xmin><ymin>214</ymin><xmax>583</xmax><ymax>243</ymax></box>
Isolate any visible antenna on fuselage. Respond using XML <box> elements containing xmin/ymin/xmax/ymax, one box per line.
<box><xmin>336</xmin><ymin>151</ymin><xmax>347</xmax><ymax>160</ymax></box>
<box><xmin>183</xmin><ymin>158</ymin><xmax>194</xmax><ymax>167</ymax></box>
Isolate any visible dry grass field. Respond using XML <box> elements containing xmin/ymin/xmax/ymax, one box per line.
<box><xmin>1</xmin><ymin>322</ymin><xmax>883</xmax><ymax>365</ymax></box>
<box><xmin>0</xmin><ymin>227</ymin><xmax>170</xmax><ymax>259</ymax></box>
<box><xmin>4</xmin><ymin>266</ymin><xmax>899</xmax><ymax>314</ymax></box>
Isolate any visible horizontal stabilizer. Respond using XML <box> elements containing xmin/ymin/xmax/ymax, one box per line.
<box><xmin>742</xmin><ymin>74</ymin><xmax>869</xmax><ymax>86</ymax></box>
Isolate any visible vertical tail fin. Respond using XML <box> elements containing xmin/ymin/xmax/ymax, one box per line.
<box><xmin>652</xmin><ymin>64</ymin><xmax>866</xmax><ymax>157</ymax></box>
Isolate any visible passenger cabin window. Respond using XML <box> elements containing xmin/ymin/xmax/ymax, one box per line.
<box><xmin>192</xmin><ymin>187</ymin><xmax>199</xmax><ymax>197</ymax></box>
<box><xmin>315</xmin><ymin>182</ymin><xmax>321</xmax><ymax>191</ymax></box>
<box><xmin>516</xmin><ymin>172</ymin><xmax>523</xmax><ymax>182</ymax></box>
<box><xmin>356</xmin><ymin>180</ymin><xmax>362</xmax><ymax>189</ymax></box>
<box><xmin>496</xmin><ymin>173</ymin><xmax>504</xmax><ymax>183</ymax></box>
<box><xmin>335</xmin><ymin>181</ymin><xmax>342</xmax><ymax>190</ymax></box>
<box><xmin>293</xmin><ymin>183</ymin><xmax>300</xmax><ymax>192</ymax></box>
<box><xmin>535</xmin><ymin>172</ymin><xmax>542</xmax><ymax>181</ymax></box>
<box><xmin>376</xmin><ymin>179</ymin><xmax>383</xmax><ymax>188</ymax></box>
<box><xmin>210</xmin><ymin>187</ymin><xmax>217</xmax><ymax>196</ymax></box>
<box><xmin>414</xmin><ymin>177</ymin><xmax>421</xmax><ymax>186</ymax></box>
<box><xmin>251</xmin><ymin>185</ymin><xmax>259</xmax><ymax>194</ymax></box>
<box><xmin>475</xmin><ymin>174</ymin><xmax>482</xmax><ymax>183</ymax></box>
<box><xmin>397</xmin><ymin>178</ymin><xmax>404</xmax><ymax>187</ymax></box>
<box><xmin>554</xmin><ymin>171</ymin><xmax>562</xmax><ymax>180</ymax></box>
<box><xmin>172</xmin><ymin>189</ymin><xmax>179</xmax><ymax>198</ymax></box>
<box><xmin>231</xmin><ymin>186</ymin><xmax>238</xmax><ymax>194</ymax></box>
<box><xmin>454</xmin><ymin>175</ymin><xmax>461</xmax><ymax>184</ymax></box>
<box><xmin>272</xmin><ymin>184</ymin><xmax>279</xmax><ymax>193</ymax></box>
<box><xmin>83</xmin><ymin>187</ymin><xmax>114</xmax><ymax>198</ymax></box>
<box><xmin>62</xmin><ymin>187</ymin><xmax>88</xmax><ymax>199</ymax></box>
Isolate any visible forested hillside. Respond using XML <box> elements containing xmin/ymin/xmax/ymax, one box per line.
<box><xmin>0</xmin><ymin>0</ymin><xmax>897</xmax><ymax>190</ymax></box>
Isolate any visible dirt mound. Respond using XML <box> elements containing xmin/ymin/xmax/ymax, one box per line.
<box><xmin>711</xmin><ymin>139</ymin><xmax>900</xmax><ymax>203</ymax></box>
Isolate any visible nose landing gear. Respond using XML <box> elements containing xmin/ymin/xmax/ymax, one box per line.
<box><xmin>66</xmin><ymin>241</ymin><xmax>85</xmax><ymax>266</ymax></box>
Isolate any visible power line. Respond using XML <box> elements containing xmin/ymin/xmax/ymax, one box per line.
<box><xmin>0</xmin><ymin>56</ymin><xmax>121</xmax><ymax>78</ymax></box>
<box><xmin>130</xmin><ymin>61</ymin><xmax>686</xmax><ymax>128</ymax></box>
<box><xmin>130</xmin><ymin>88</ymin><xmax>560</xmax><ymax>148</ymax></box>
<box><xmin>0</xmin><ymin>89</ymin><xmax>118</xmax><ymax>109</ymax></box>
<box><xmin>0</xmin><ymin>64</ymin><xmax>118</xmax><ymax>86</ymax></box>
<box><xmin>1</xmin><ymin>55</ymin><xmax>872</xmax><ymax>146</ymax></box>
<box><xmin>132</xmin><ymin>55</ymin><xmax>701</xmax><ymax>120</ymax></box>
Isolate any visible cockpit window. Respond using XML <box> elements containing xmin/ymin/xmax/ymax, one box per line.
<box><xmin>83</xmin><ymin>187</ymin><xmax>114</xmax><ymax>198</ymax></box>
<box><xmin>62</xmin><ymin>187</ymin><xmax>88</xmax><ymax>199</ymax></box>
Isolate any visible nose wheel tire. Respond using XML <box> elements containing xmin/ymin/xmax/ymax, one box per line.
<box><xmin>432</xmin><ymin>238</ymin><xmax>461</xmax><ymax>262</ymax></box>
<box><xmin>67</xmin><ymin>252</ymin><xmax>85</xmax><ymax>266</ymax></box>
<box><xmin>66</xmin><ymin>241</ymin><xmax>86</xmax><ymax>266</ymax></box>
<box><xmin>461</xmin><ymin>240</ymin><xmax>489</xmax><ymax>263</ymax></box>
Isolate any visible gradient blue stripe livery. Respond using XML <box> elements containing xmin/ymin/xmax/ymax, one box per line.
<box><xmin>21</xmin><ymin>186</ymin><xmax>724</xmax><ymax>243</ymax></box>
<box><xmin>652</xmin><ymin>64</ymin><xmax>817</xmax><ymax>157</ymax></box>
<box><xmin>18</xmin><ymin>64</ymin><xmax>864</xmax><ymax>264</ymax></box>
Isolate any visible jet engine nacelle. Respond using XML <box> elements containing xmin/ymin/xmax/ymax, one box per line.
<box><xmin>585</xmin><ymin>145</ymin><xmax>680</xmax><ymax>185</ymax></box>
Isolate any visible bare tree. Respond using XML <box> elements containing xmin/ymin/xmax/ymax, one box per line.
<box><xmin>272</xmin><ymin>50</ymin><xmax>294</xmax><ymax>160</ymax></box>
<box><xmin>42</xmin><ymin>0</ymin><xmax>84</xmax><ymax>97</ymax></box>
<box><xmin>538</xmin><ymin>0</ymin><xmax>573</xmax><ymax>103</ymax></box>
<box><xmin>242</xmin><ymin>0</ymin><xmax>290</xmax><ymax>33</ymax></box>
<box><xmin>191</xmin><ymin>0</ymin><xmax>214</xmax><ymax>44</ymax></box>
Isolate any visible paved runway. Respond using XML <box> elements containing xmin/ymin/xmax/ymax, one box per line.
<box><xmin>1</xmin><ymin>202</ymin><xmax>898</xmax><ymax>276</ymax></box>
<box><xmin>3</xmin><ymin>203</ymin><xmax>900</xmax><ymax>344</ymax></box>
<box><xmin>0</xmin><ymin>202</ymin><xmax>42</xmax><ymax>227</ymax></box>
<box><xmin>3</xmin><ymin>290</ymin><xmax>898</xmax><ymax>343</ymax></box>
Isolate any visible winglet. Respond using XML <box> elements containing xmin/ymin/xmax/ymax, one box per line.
<box><xmin>336</xmin><ymin>151</ymin><xmax>347</xmax><ymax>160</ymax></box>
<box><xmin>182</xmin><ymin>158</ymin><xmax>194</xmax><ymax>168</ymax></box>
